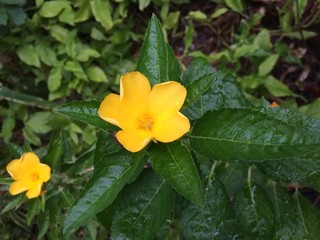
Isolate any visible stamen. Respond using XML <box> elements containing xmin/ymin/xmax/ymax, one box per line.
<box><xmin>138</xmin><ymin>114</ymin><xmax>154</xmax><ymax>130</ymax></box>
<box><xmin>31</xmin><ymin>173</ymin><xmax>40</xmax><ymax>182</ymax></box>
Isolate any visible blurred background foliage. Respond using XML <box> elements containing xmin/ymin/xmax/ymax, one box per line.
<box><xmin>1</xmin><ymin>0</ymin><xmax>320</xmax><ymax>239</ymax></box>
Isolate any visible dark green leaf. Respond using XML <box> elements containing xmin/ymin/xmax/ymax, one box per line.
<box><xmin>111</xmin><ymin>169</ymin><xmax>173</xmax><ymax>240</ymax></box>
<box><xmin>190</xmin><ymin>108</ymin><xmax>320</xmax><ymax>161</ymax></box>
<box><xmin>54</xmin><ymin>100</ymin><xmax>109</xmax><ymax>130</ymax></box>
<box><xmin>1</xmin><ymin>194</ymin><xmax>26</xmax><ymax>214</ymax></box>
<box><xmin>5</xmin><ymin>6</ymin><xmax>26</xmax><ymax>25</ymax></box>
<box><xmin>149</xmin><ymin>141</ymin><xmax>203</xmax><ymax>205</ymax></box>
<box><xmin>1</xmin><ymin>0</ymin><xmax>26</xmax><ymax>5</ymax></box>
<box><xmin>27</xmin><ymin>198</ymin><xmax>40</xmax><ymax>225</ymax></box>
<box><xmin>184</xmin><ymin>74</ymin><xmax>251</xmax><ymax>120</ymax></box>
<box><xmin>38</xmin><ymin>211</ymin><xmax>50</xmax><ymax>240</ymax></box>
<box><xmin>0</xmin><ymin>86</ymin><xmax>53</xmax><ymax>109</ymax></box>
<box><xmin>137</xmin><ymin>14</ymin><xmax>180</xmax><ymax>86</ymax></box>
<box><xmin>0</xmin><ymin>7</ymin><xmax>8</xmax><ymax>25</ymax></box>
<box><xmin>42</xmin><ymin>130</ymin><xmax>63</xmax><ymax>170</ymax></box>
<box><xmin>93</xmin><ymin>130</ymin><xmax>121</xmax><ymax>166</ymax></box>
<box><xmin>63</xmin><ymin>152</ymin><xmax>146</xmax><ymax>233</ymax></box>
<box><xmin>233</xmin><ymin>183</ymin><xmax>275</xmax><ymax>238</ymax></box>
<box><xmin>181</xmin><ymin>171</ymin><xmax>231</xmax><ymax>239</ymax></box>
<box><xmin>5</xmin><ymin>142</ymin><xmax>24</xmax><ymax>158</ymax></box>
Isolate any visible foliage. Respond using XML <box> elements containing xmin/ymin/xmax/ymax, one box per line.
<box><xmin>1</xmin><ymin>0</ymin><xmax>320</xmax><ymax>239</ymax></box>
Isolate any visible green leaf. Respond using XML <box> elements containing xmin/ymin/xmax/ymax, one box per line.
<box><xmin>1</xmin><ymin>194</ymin><xmax>26</xmax><ymax>214</ymax></box>
<box><xmin>47</xmin><ymin>67</ymin><xmax>62</xmax><ymax>92</ymax></box>
<box><xmin>233</xmin><ymin>183</ymin><xmax>275</xmax><ymax>238</ymax></box>
<box><xmin>110</xmin><ymin>169</ymin><xmax>173</xmax><ymax>240</ymax></box>
<box><xmin>27</xmin><ymin>198</ymin><xmax>40</xmax><ymax>225</ymax></box>
<box><xmin>225</xmin><ymin>0</ymin><xmax>245</xmax><ymax>12</ymax></box>
<box><xmin>211</xmin><ymin>7</ymin><xmax>228</xmax><ymax>19</ymax></box>
<box><xmin>149</xmin><ymin>141</ymin><xmax>203</xmax><ymax>205</ymax></box>
<box><xmin>264</xmin><ymin>76</ymin><xmax>297</xmax><ymax>97</ymax></box>
<box><xmin>93</xmin><ymin>131</ymin><xmax>121</xmax><ymax>167</ymax></box>
<box><xmin>138</xmin><ymin>0</ymin><xmax>151</xmax><ymax>11</ymax></box>
<box><xmin>258</xmin><ymin>54</ymin><xmax>279</xmax><ymax>76</ymax></box>
<box><xmin>1</xmin><ymin>0</ymin><xmax>26</xmax><ymax>5</ymax></box>
<box><xmin>0</xmin><ymin>7</ymin><xmax>8</xmax><ymax>25</ymax></box>
<box><xmin>50</xmin><ymin>25</ymin><xmax>69</xmax><ymax>43</ymax></box>
<box><xmin>163</xmin><ymin>11</ymin><xmax>180</xmax><ymax>30</ymax></box>
<box><xmin>6</xmin><ymin>142</ymin><xmax>24</xmax><ymax>158</ymax></box>
<box><xmin>17</xmin><ymin>44</ymin><xmax>40</xmax><ymax>67</ymax></box>
<box><xmin>0</xmin><ymin>86</ymin><xmax>53</xmax><ymax>109</ymax></box>
<box><xmin>253</xmin><ymin>29</ymin><xmax>272</xmax><ymax>50</ymax></box>
<box><xmin>38</xmin><ymin>211</ymin><xmax>50</xmax><ymax>240</ymax></box>
<box><xmin>1</xmin><ymin>117</ymin><xmax>15</xmax><ymax>142</ymax></box>
<box><xmin>256</xmin><ymin>158</ymin><xmax>320</xmax><ymax>186</ymax></box>
<box><xmin>54</xmin><ymin>100</ymin><xmax>109</xmax><ymax>130</ymax></box>
<box><xmin>190</xmin><ymin>108</ymin><xmax>320</xmax><ymax>161</ymax></box>
<box><xmin>63</xmin><ymin>152</ymin><xmax>146</xmax><ymax>233</ymax></box>
<box><xmin>184</xmin><ymin>73</ymin><xmax>251</xmax><ymax>120</ymax></box>
<box><xmin>188</xmin><ymin>10</ymin><xmax>207</xmax><ymax>22</ymax></box>
<box><xmin>137</xmin><ymin>14</ymin><xmax>181</xmax><ymax>86</ymax></box>
<box><xmin>42</xmin><ymin>130</ymin><xmax>63</xmax><ymax>170</ymax></box>
<box><xmin>181</xmin><ymin>172</ymin><xmax>231</xmax><ymax>239</ymax></box>
<box><xmin>38</xmin><ymin>1</ymin><xmax>69</xmax><ymax>18</ymax></box>
<box><xmin>299</xmin><ymin>98</ymin><xmax>320</xmax><ymax>119</ymax></box>
<box><xmin>86</xmin><ymin>66</ymin><xmax>108</xmax><ymax>83</ymax></box>
<box><xmin>23</xmin><ymin>127</ymin><xmax>41</xmax><ymax>146</ymax></box>
<box><xmin>35</xmin><ymin>38</ymin><xmax>58</xmax><ymax>66</ymax></box>
<box><xmin>76</xmin><ymin>47</ymin><xmax>100</xmax><ymax>62</ymax></box>
<box><xmin>5</xmin><ymin>6</ymin><xmax>26</xmax><ymax>25</ymax></box>
<box><xmin>25</xmin><ymin>112</ymin><xmax>51</xmax><ymax>134</ymax></box>
<box><xmin>90</xmin><ymin>0</ymin><xmax>113</xmax><ymax>31</ymax></box>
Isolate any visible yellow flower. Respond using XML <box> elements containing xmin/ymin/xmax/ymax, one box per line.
<box><xmin>98</xmin><ymin>71</ymin><xmax>190</xmax><ymax>152</ymax></box>
<box><xmin>6</xmin><ymin>152</ymin><xmax>51</xmax><ymax>199</ymax></box>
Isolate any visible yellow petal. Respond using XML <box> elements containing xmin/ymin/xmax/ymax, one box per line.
<box><xmin>120</xmin><ymin>71</ymin><xmax>151</xmax><ymax>103</ymax></box>
<box><xmin>39</xmin><ymin>164</ymin><xmax>51</xmax><ymax>182</ymax></box>
<box><xmin>26</xmin><ymin>183</ymin><xmax>43</xmax><ymax>199</ymax></box>
<box><xmin>148</xmin><ymin>81</ymin><xmax>187</xmax><ymax>117</ymax></box>
<box><xmin>6</xmin><ymin>152</ymin><xmax>39</xmax><ymax>180</ymax></box>
<box><xmin>9</xmin><ymin>180</ymin><xmax>33</xmax><ymax>196</ymax></box>
<box><xmin>116</xmin><ymin>129</ymin><xmax>153</xmax><ymax>152</ymax></box>
<box><xmin>98</xmin><ymin>93</ymin><xmax>123</xmax><ymax>128</ymax></box>
<box><xmin>152</xmin><ymin>110</ymin><xmax>190</xmax><ymax>142</ymax></box>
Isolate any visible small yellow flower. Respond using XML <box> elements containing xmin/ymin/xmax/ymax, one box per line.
<box><xmin>98</xmin><ymin>71</ymin><xmax>190</xmax><ymax>152</ymax></box>
<box><xmin>6</xmin><ymin>152</ymin><xmax>51</xmax><ymax>199</ymax></box>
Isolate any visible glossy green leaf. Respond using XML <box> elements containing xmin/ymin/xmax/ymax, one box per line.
<box><xmin>54</xmin><ymin>100</ymin><xmax>109</xmax><ymax>130</ymax></box>
<box><xmin>181</xmin><ymin>171</ymin><xmax>231</xmax><ymax>239</ymax></box>
<box><xmin>110</xmin><ymin>169</ymin><xmax>173</xmax><ymax>240</ymax></box>
<box><xmin>149</xmin><ymin>141</ymin><xmax>203</xmax><ymax>205</ymax></box>
<box><xmin>47</xmin><ymin>67</ymin><xmax>62</xmax><ymax>92</ymax></box>
<box><xmin>233</xmin><ymin>183</ymin><xmax>275</xmax><ymax>238</ymax></box>
<box><xmin>190</xmin><ymin>108</ymin><xmax>320</xmax><ymax>161</ymax></box>
<box><xmin>38</xmin><ymin>1</ymin><xmax>69</xmax><ymax>18</ymax></box>
<box><xmin>17</xmin><ymin>44</ymin><xmax>40</xmax><ymax>67</ymax></box>
<box><xmin>184</xmin><ymin>74</ymin><xmax>251</xmax><ymax>120</ymax></box>
<box><xmin>63</xmin><ymin>152</ymin><xmax>146</xmax><ymax>233</ymax></box>
<box><xmin>258</xmin><ymin>54</ymin><xmax>279</xmax><ymax>76</ymax></box>
<box><xmin>256</xmin><ymin>158</ymin><xmax>320</xmax><ymax>186</ymax></box>
<box><xmin>137</xmin><ymin>14</ymin><xmax>181</xmax><ymax>86</ymax></box>
<box><xmin>90</xmin><ymin>0</ymin><xmax>113</xmax><ymax>31</ymax></box>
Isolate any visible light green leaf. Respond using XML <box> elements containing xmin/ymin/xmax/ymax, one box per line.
<box><xmin>190</xmin><ymin>108</ymin><xmax>320</xmax><ymax>161</ymax></box>
<box><xmin>76</xmin><ymin>47</ymin><xmax>100</xmax><ymax>62</ymax></box>
<box><xmin>35</xmin><ymin>39</ymin><xmax>57</xmax><ymax>66</ymax></box>
<box><xmin>138</xmin><ymin>0</ymin><xmax>151</xmax><ymax>11</ymax></box>
<box><xmin>211</xmin><ymin>7</ymin><xmax>228</xmax><ymax>18</ymax></box>
<box><xmin>1</xmin><ymin>117</ymin><xmax>15</xmax><ymax>142</ymax></box>
<box><xmin>299</xmin><ymin>98</ymin><xmax>320</xmax><ymax>119</ymax></box>
<box><xmin>50</xmin><ymin>25</ymin><xmax>69</xmax><ymax>43</ymax></box>
<box><xmin>253</xmin><ymin>29</ymin><xmax>272</xmax><ymax>50</ymax></box>
<box><xmin>63</xmin><ymin>152</ymin><xmax>146</xmax><ymax>233</ymax></box>
<box><xmin>86</xmin><ymin>66</ymin><xmax>108</xmax><ymax>83</ymax></box>
<box><xmin>163</xmin><ymin>11</ymin><xmax>180</xmax><ymax>30</ymax></box>
<box><xmin>225</xmin><ymin>0</ymin><xmax>245</xmax><ymax>12</ymax></box>
<box><xmin>25</xmin><ymin>112</ymin><xmax>51</xmax><ymax>134</ymax></box>
<box><xmin>47</xmin><ymin>67</ymin><xmax>62</xmax><ymax>92</ymax></box>
<box><xmin>90</xmin><ymin>0</ymin><xmax>113</xmax><ymax>31</ymax></box>
<box><xmin>188</xmin><ymin>10</ymin><xmax>207</xmax><ymax>22</ymax></box>
<box><xmin>38</xmin><ymin>1</ymin><xmax>69</xmax><ymax>18</ymax></box>
<box><xmin>23</xmin><ymin>127</ymin><xmax>41</xmax><ymax>146</ymax></box>
<box><xmin>264</xmin><ymin>76</ymin><xmax>297</xmax><ymax>97</ymax></box>
<box><xmin>258</xmin><ymin>54</ymin><xmax>279</xmax><ymax>76</ymax></box>
<box><xmin>137</xmin><ymin>14</ymin><xmax>181</xmax><ymax>86</ymax></box>
<box><xmin>17</xmin><ymin>44</ymin><xmax>40</xmax><ymax>67</ymax></box>
<box><xmin>149</xmin><ymin>141</ymin><xmax>203</xmax><ymax>205</ymax></box>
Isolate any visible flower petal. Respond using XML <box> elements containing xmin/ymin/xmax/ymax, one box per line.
<box><xmin>152</xmin><ymin>110</ymin><xmax>190</xmax><ymax>142</ymax></box>
<box><xmin>116</xmin><ymin>129</ymin><xmax>153</xmax><ymax>152</ymax></box>
<box><xmin>98</xmin><ymin>93</ymin><xmax>123</xmax><ymax>128</ymax></box>
<box><xmin>9</xmin><ymin>180</ymin><xmax>33</xmax><ymax>196</ymax></box>
<box><xmin>26</xmin><ymin>183</ymin><xmax>43</xmax><ymax>199</ymax></box>
<box><xmin>120</xmin><ymin>71</ymin><xmax>151</xmax><ymax>104</ymax></box>
<box><xmin>6</xmin><ymin>159</ymin><xmax>22</xmax><ymax>180</ymax></box>
<box><xmin>39</xmin><ymin>164</ymin><xmax>51</xmax><ymax>182</ymax></box>
<box><xmin>148</xmin><ymin>81</ymin><xmax>187</xmax><ymax>117</ymax></box>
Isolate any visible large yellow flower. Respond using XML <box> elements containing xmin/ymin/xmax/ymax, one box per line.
<box><xmin>98</xmin><ymin>71</ymin><xmax>190</xmax><ymax>152</ymax></box>
<box><xmin>6</xmin><ymin>152</ymin><xmax>51</xmax><ymax>199</ymax></box>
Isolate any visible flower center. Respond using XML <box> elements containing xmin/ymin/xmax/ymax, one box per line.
<box><xmin>31</xmin><ymin>172</ymin><xmax>40</xmax><ymax>182</ymax></box>
<box><xmin>138</xmin><ymin>114</ymin><xmax>154</xmax><ymax>130</ymax></box>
